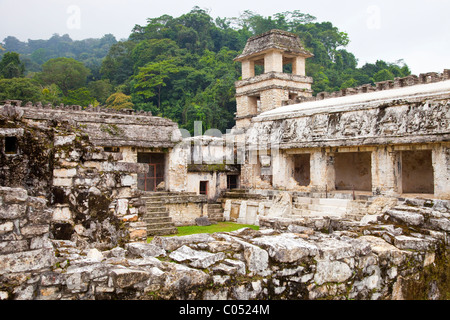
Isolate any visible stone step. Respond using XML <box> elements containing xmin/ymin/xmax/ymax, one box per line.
<box><xmin>307</xmin><ymin>204</ymin><xmax>348</xmax><ymax>213</ymax></box>
<box><xmin>294</xmin><ymin>197</ymin><xmax>350</xmax><ymax>207</ymax></box>
<box><xmin>317</xmin><ymin>198</ymin><xmax>350</xmax><ymax>206</ymax></box>
<box><xmin>208</xmin><ymin>203</ymin><xmax>223</xmax><ymax>209</ymax></box>
<box><xmin>145</xmin><ymin>201</ymin><xmax>164</xmax><ymax>207</ymax></box>
<box><xmin>393</xmin><ymin>205</ymin><xmax>430</xmax><ymax>213</ymax></box>
<box><xmin>144</xmin><ymin>211</ymin><xmax>170</xmax><ymax>218</ymax></box>
<box><xmin>207</xmin><ymin>202</ymin><xmax>224</xmax><ymax>222</ymax></box>
<box><xmin>142</xmin><ymin>192</ymin><xmax>198</xmax><ymax>200</ymax></box>
<box><xmin>208</xmin><ymin>208</ymin><xmax>224</xmax><ymax>213</ymax></box>
<box><xmin>293</xmin><ymin>203</ymin><xmax>348</xmax><ymax>213</ymax></box>
<box><xmin>223</xmin><ymin>193</ymin><xmax>263</xmax><ymax>200</ymax></box>
<box><xmin>225</xmin><ymin>189</ymin><xmax>247</xmax><ymax>194</ymax></box>
<box><xmin>292</xmin><ymin>209</ymin><xmax>345</xmax><ymax>218</ymax></box>
<box><xmin>147</xmin><ymin>227</ymin><xmax>178</xmax><ymax>236</ymax></box>
<box><xmin>146</xmin><ymin>221</ymin><xmax>177</xmax><ymax>229</ymax></box>
<box><xmin>146</xmin><ymin>206</ymin><xmax>167</xmax><ymax>213</ymax></box>
<box><xmin>143</xmin><ymin>216</ymin><xmax>173</xmax><ymax>223</ymax></box>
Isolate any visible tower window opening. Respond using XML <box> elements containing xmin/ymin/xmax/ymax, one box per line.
<box><xmin>4</xmin><ymin>137</ymin><xmax>18</xmax><ymax>154</ymax></box>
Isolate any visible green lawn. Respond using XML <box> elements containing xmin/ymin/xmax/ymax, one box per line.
<box><xmin>147</xmin><ymin>222</ymin><xmax>259</xmax><ymax>242</ymax></box>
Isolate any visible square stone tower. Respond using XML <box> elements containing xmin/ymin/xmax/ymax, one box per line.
<box><xmin>234</xmin><ymin>29</ymin><xmax>314</xmax><ymax>128</ymax></box>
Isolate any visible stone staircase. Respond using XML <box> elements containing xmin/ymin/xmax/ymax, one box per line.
<box><xmin>142</xmin><ymin>193</ymin><xmax>178</xmax><ymax>237</ymax></box>
<box><xmin>207</xmin><ymin>203</ymin><xmax>224</xmax><ymax>223</ymax></box>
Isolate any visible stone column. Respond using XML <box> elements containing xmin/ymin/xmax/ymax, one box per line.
<box><xmin>371</xmin><ymin>147</ymin><xmax>401</xmax><ymax>197</ymax></box>
<box><xmin>292</xmin><ymin>56</ymin><xmax>306</xmax><ymax>76</ymax></box>
<box><xmin>432</xmin><ymin>144</ymin><xmax>450</xmax><ymax>199</ymax></box>
<box><xmin>264</xmin><ymin>51</ymin><xmax>283</xmax><ymax>73</ymax></box>
<box><xmin>272</xmin><ymin>149</ymin><xmax>291</xmax><ymax>189</ymax></box>
<box><xmin>241</xmin><ymin>60</ymin><xmax>255</xmax><ymax>79</ymax></box>
<box><xmin>310</xmin><ymin>149</ymin><xmax>332</xmax><ymax>192</ymax></box>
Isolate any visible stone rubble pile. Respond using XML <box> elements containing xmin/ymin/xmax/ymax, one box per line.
<box><xmin>1</xmin><ymin>189</ymin><xmax>448</xmax><ymax>300</ymax></box>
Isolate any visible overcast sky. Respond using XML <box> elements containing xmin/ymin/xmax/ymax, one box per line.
<box><xmin>0</xmin><ymin>0</ymin><xmax>448</xmax><ymax>75</ymax></box>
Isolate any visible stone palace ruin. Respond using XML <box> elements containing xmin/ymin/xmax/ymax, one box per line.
<box><xmin>0</xmin><ymin>29</ymin><xmax>449</xmax><ymax>300</ymax></box>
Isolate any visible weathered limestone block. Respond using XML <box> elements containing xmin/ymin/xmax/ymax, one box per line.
<box><xmin>266</xmin><ymin>192</ymin><xmax>292</xmax><ymax>218</ymax></box>
<box><xmin>252</xmin><ymin>233</ymin><xmax>318</xmax><ymax>263</ymax></box>
<box><xmin>87</xmin><ymin>248</ymin><xmax>104</xmax><ymax>262</ymax></box>
<box><xmin>52</xmin><ymin>178</ymin><xmax>73</xmax><ymax>187</ymax></box>
<box><xmin>393</xmin><ymin>235</ymin><xmax>435</xmax><ymax>251</ymax></box>
<box><xmin>0</xmin><ymin>221</ymin><xmax>14</xmax><ymax>234</ymax></box>
<box><xmin>120</xmin><ymin>175</ymin><xmax>135</xmax><ymax>187</ymax></box>
<box><xmin>0</xmin><ymin>203</ymin><xmax>27</xmax><ymax>219</ymax></box>
<box><xmin>428</xmin><ymin>218</ymin><xmax>450</xmax><ymax>232</ymax></box>
<box><xmin>232</xmin><ymin>281</ymin><xmax>263</xmax><ymax>300</ymax></box>
<box><xmin>0</xmin><ymin>249</ymin><xmax>55</xmax><ymax>274</ymax></box>
<box><xmin>241</xmin><ymin>241</ymin><xmax>269</xmax><ymax>274</ymax></box>
<box><xmin>101</xmin><ymin>162</ymin><xmax>149</xmax><ymax>173</ymax></box>
<box><xmin>110</xmin><ymin>268</ymin><xmax>151</xmax><ymax>289</ymax></box>
<box><xmin>125</xmin><ymin>242</ymin><xmax>166</xmax><ymax>258</ymax></box>
<box><xmin>151</xmin><ymin>233</ymin><xmax>215</xmax><ymax>252</ymax></box>
<box><xmin>0</xmin><ymin>187</ymin><xmax>28</xmax><ymax>203</ymax></box>
<box><xmin>164</xmin><ymin>263</ymin><xmax>209</xmax><ymax>294</ymax></box>
<box><xmin>386</xmin><ymin>209</ymin><xmax>425</xmax><ymax>226</ymax></box>
<box><xmin>0</xmin><ymin>240</ymin><xmax>29</xmax><ymax>254</ymax></box>
<box><xmin>114</xmin><ymin>199</ymin><xmax>129</xmax><ymax>216</ymax></box>
<box><xmin>359</xmin><ymin>236</ymin><xmax>411</xmax><ymax>266</ymax></box>
<box><xmin>20</xmin><ymin>225</ymin><xmax>49</xmax><ymax>237</ymax></box>
<box><xmin>314</xmin><ymin>260</ymin><xmax>353</xmax><ymax>285</ymax></box>
<box><xmin>53</xmin><ymin>168</ymin><xmax>77</xmax><ymax>178</ymax></box>
<box><xmin>54</xmin><ymin>135</ymin><xmax>76</xmax><ymax>146</ymax></box>
<box><xmin>52</xmin><ymin>205</ymin><xmax>72</xmax><ymax>222</ymax></box>
<box><xmin>169</xmin><ymin>245</ymin><xmax>225</xmax><ymax>268</ymax></box>
<box><xmin>315</xmin><ymin>237</ymin><xmax>371</xmax><ymax>261</ymax></box>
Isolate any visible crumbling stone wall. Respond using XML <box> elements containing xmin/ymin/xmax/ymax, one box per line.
<box><xmin>1</xmin><ymin>105</ymin><xmax>149</xmax><ymax>248</ymax></box>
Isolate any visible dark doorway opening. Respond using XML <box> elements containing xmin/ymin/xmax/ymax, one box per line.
<box><xmin>401</xmin><ymin>150</ymin><xmax>434</xmax><ymax>194</ymax></box>
<box><xmin>4</xmin><ymin>136</ymin><xmax>18</xmax><ymax>154</ymax></box>
<box><xmin>200</xmin><ymin>181</ymin><xmax>209</xmax><ymax>195</ymax></box>
<box><xmin>293</xmin><ymin>154</ymin><xmax>311</xmax><ymax>186</ymax></box>
<box><xmin>137</xmin><ymin>153</ymin><xmax>165</xmax><ymax>192</ymax></box>
<box><xmin>334</xmin><ymin>152</ymin><xmax>372</xmax><ymax>191</ymax></box>
<box><xmin>227</xmin><ymin>175</ymin><xmax>238</xmax><ymax>190</ymax></box>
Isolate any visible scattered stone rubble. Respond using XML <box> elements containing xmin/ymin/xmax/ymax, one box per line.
<box><xmin>1</xmin><ymin>184</ymin><xmax>448</xmax><ymax>300</ymax></box>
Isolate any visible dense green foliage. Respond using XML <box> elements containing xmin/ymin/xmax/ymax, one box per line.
<box><xmin>0</xmin><ymin>7</ymin><xmax>411</xmax><ymax>133</ymax></box>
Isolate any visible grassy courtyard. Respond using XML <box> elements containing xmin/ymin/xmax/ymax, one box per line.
<box><xmin>147</xmin><ymin>222</ymin><xmax>259</xmax><ymax>242</ymax></box>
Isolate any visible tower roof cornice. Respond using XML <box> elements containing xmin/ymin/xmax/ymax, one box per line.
<box><xmin>234</xmin><ymin>29</ymin><xmax>313</xmax><ymax>62</ymax></box>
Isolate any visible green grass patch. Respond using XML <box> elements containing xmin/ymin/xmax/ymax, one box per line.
<box><xmin>147</xmin><ymin>222</ymin><xmax>259</xmax><ymax>243</ymax></box>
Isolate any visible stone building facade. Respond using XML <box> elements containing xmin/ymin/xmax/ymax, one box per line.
<box><xmin>232</xmin><ymin>30</ymin><xmax>450</xmax><ymax>201</ymax></box>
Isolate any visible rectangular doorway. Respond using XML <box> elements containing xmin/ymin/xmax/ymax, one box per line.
<box><xmin>334</xmin><ymin>152</ymin><xmax>372</xmax><ymax>191</ymax></box>
<box><xmin>137</xmin><ymin>153</ymin><xmax>165</xmax><ymax>192</ymax></box>
<box><xmin>293</xmin><ymin>154</ymin><xmax>311</xmax><ymax>186</ymax></box>
<box><xmin>227</xmin><ymin>175</ymin><xmax>239</xmax><ymax>190</ymax></box>
<box><xmin>401</xmin><ymin>150</ymin><xmax>434</xmax><ymax>194</ymax></box>
<box><xmin>200</xmin><ymin>181</ymin><xmax>209</xmax><ymax>195</ymax></box>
